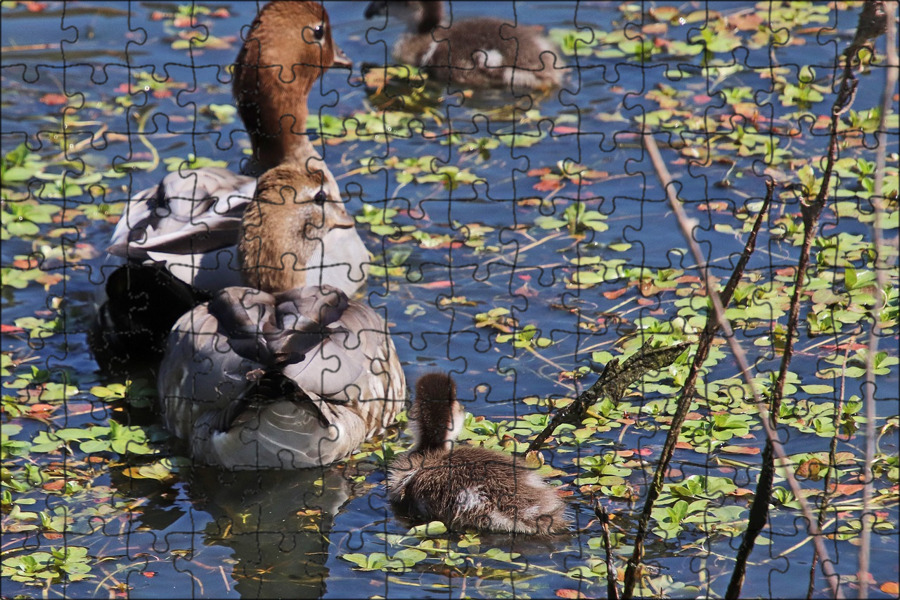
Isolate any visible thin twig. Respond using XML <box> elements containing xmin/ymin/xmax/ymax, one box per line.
<box><xmin>858</xmin><ymin>1</ymin><xmax>896</xmax><ymax>596</ymax></box>
<box><xmin>594</xmin><ymin>499</ymin><xmax>620</xmax><ymax>600</ymax></box>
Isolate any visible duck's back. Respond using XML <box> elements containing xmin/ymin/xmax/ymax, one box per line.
<box><xmin>107</xmin><ymin>167</ymin><xmax>255</xmax><ymax>290</ymax></box>
<box><xmin>158</xmin><ymin>285</ymin><xmax>406</xmax><ymax>469</ymax></box>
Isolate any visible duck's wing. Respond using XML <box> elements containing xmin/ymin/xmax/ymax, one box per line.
<box><xmin>305</xmin><ymin>226</ymin><xmax>371</xmax><ymax>297</ymax></box>
<box><xmin>206</xmin><ymin>286</ymin><xmax>348</xmax><ymax>367</ymax></box>
<box><xmin>157</xmin><ymin>285</ymin><xmax>404</xmax><ymax>468</ymax></box>
<box><xmin>108</xmin><ymin>167</ymin><xmax>256</xmax><ymax>261</ymax></box>
<box><xmin>279</xmin><ymin>289</ymin><xmax>407</xmax><ymax>435</ymax></box>
<box><xmin>158</xmin><ymin>286</ymin><xmax>349</xmax><ymax>425</ymax></box>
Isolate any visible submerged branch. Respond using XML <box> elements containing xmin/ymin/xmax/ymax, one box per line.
<box><xmin>525</xmin><ymin>339</ymin><xmax>689</xmax><ymax>454</ymax></box>
<box><xmin>594</xmin><ymin>500</ymin><xmax>620</xmax><ymax>600</ymax></box>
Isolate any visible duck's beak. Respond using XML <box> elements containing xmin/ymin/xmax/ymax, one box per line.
<box><xmin>332</xmin><ymin>210</ymin><xmax>356</xmax><ymax>229</ymax></box>
<box><xmin>332</xmin><ymin>43</ymin><xmax>352</xmax><ymax>69</ymax></box>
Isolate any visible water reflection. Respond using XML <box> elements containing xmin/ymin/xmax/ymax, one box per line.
<box><xmin>186</xmin><ymin>467</ymin><xmax>350</xmax><ymax>599</ymax></box>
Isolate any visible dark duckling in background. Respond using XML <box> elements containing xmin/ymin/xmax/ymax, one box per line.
<box><xmin>365</xmin><ymin>1</ymin><xmax>563</xmax><ymax>91</ymax></box>
<box><xmin>388</xmin><ymin>373</ymin><xmax>570</xmax><ymax>535</ymax></box>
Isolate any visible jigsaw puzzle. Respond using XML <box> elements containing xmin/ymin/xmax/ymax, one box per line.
<box><xmin>1</xmin><ymin>1</ymin><xmax>898</xmax><ymax>598</ymax></box>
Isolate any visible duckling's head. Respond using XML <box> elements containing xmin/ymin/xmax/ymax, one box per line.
<box><xmin>364</xmin><ymin>1</ymin><xmax>442</xmax><ymax>33</ymax></box>
<box><xmin>234</xmin><ymin>1</ymin><xmax>351</xmax><ymax>171</ymax></box>
<box><xmin>239</xmin><ymin>163</ymin><xmax>355</xmax><ymax>293</ymax></box>
<box><xmin>408</xmin><ymin>373</ymin><xmax>465</xmax><ymax>452</ymax></box>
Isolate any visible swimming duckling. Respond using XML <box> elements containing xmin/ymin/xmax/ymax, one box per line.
<box><xmin>157</xmin><ymin>163</ymin><xmax>406</xmax><ymax>469</ymax></box>
<box><xmin>364</xmin><ymin>1</ymin><xmax>563</xmax><ymax>91</ymax></box>
<box><xmin>388</xmin><ymin>373</ymin><xmax>569</xmax><ymax>535</ymax></box>
<box><xmin>91</xmin><ymin>1</ymin><xmax>365</xmax><ymax>372</ymax></box>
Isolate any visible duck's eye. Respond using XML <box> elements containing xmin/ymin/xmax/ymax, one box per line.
<box><xmin>313</xmin><ymin>25</ymin><xmax>325</xmax><ymax>41</ymax></box>
<box><xmin>313</xmin><ymin>190</ymin><xmax>327</xmax><ymax>205</ymax></box>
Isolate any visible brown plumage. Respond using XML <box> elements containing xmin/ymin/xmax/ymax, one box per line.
<box><xmin>238</xmin><ymin>163</ymin><xmax>357</xmax><ymax>293</ymax></box>
<box><xmin>365</xmin><ymin>1</ymin><xmax>563</xmax><ymax>91</ymax></box>
<box><xmin>234</xmin><ymin>1</ymin><xmax>351</xmax><ymax>170</ymax></box>
<box><xmin>388</xmin><ymin>373</ymin><xmax>570</xmax><ymax>535</ymax></box>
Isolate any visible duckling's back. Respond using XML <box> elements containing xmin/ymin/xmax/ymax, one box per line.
<box><xmin>389</xmin><ymin>446</ymin><xmax>569</xmax><ymax>535</ymax></box>
<box><xmin>397</xmin><ymin>17</ymin><xmax>563</xmax><ymax>90</ymax></box>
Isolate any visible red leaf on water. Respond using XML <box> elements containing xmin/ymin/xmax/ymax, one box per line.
<box><xmin>602</xmin><ymin>287</ymin><xmax>629</xmax><ymax>300</ymax></box>
<box><xmin>533</xmin><ymin>179</ymin><xmax>563</xmax><ymax>192</ymax></box>
<box><xmin>830</xmin><ymin>483</ymin><xmax>864</xmax><ymax>496</ymax></box>
<box><xmin>40</xmin><ymin>93</ymin><xmax>67</xmax><ymax>106</ymax></box>
<box><xmin>173</xmin><ymin>16</ymin><xmax>197</xmax><ymax>28</ymax></box>
<box><xmin>420</xmin><ymin>280</ymin><xmax>453</xmax><ymax>289</ymax></box>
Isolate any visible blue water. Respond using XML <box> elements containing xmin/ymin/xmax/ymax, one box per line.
<box><xmin>2</xmin><ymin>1</ymin><xmax>897</xmax><ymax>599</ymax></box>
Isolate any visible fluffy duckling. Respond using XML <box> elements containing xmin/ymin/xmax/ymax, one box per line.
<box><xmin>157</xmin><ymin>164</ymin><xmax>406</xmax><ymax>469</ymax></box>
<box><xmin>364</xmin><ymin>1</ymin><xmax>563</xmax><ymax>91</ymax></box>
<box><xmin>92</xmin><ymin>1</ymin><xmax>365</xmax><ymax>372</ymax></box>
<box><xmin>388</xmin><ymin>373</ymin><xmax>569</xmax><ymax>535</ymax></box>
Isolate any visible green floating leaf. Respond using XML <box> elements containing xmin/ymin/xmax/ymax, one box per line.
<box><xmin>405</xmin><ymin>521</ymin><xmax>447</xmax><ymax>537</ymax></box>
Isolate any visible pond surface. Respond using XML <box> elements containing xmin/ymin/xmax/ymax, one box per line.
<box><xmin>2</xmin><ymin>1</ymin><xmax>898</xmax><ymax>599</ymax></box>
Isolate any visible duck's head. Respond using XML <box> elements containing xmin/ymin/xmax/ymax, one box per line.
<box><xmin>234</xmin><ymin>1</ymin><xmax>351</xmax><ymax>172</ymax></box>
<box><xmin>408</xmin><ymin>373</ymin><xmax>465</xmax><ymax>452</ymax></box>
<box><xmin>239</xmin><ymin>162</ymin><xmax>355</xmax><ymax>293</ymax></box>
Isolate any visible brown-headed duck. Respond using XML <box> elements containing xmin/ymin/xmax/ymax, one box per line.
<box><xmin>91</xmin><ymin>1</ymin><xmax>365</xmax><ymax>372</ymax></box>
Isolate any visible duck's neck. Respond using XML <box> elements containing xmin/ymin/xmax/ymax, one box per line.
<box><xmin>233</xmin><ymin>17</ymin><xmax>326</xmax><ymax>174</ymax></box>
<box><xmin>238</xmin><ymin>160</ymin><xmax>340</xmax><ymax>294</ymax></box>
<box><xmin>235</xmin><ymin>68</ymin><xmax>318</xmax><ymax>174</ymax></box>
<box><xmin>409</xmin><ymin>374</ymin><xmax>463</xmax><ymax>452</ymax></box>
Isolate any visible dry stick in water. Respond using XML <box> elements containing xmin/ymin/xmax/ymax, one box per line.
<box><xmin>858</xmin><ymin>1</ymin><xmax>895</xmax><ymax>597</ymax></box>
<box><xmin>809</xmin><ymin>341</ymin><xmax>853</xmax><ymax>599</ymax></box>
<box><xmin>631</xmin><ymin>118</ymin><xmax>846</xmax><ymax>599</ymax></box>
<box><xmin>729</xmin><ymin>4</ymin><xmax>891</xmax><ymax>598</ymax></box>
<box><xmin>619</xmin><ymin>172</ymin><xmax>774</xmax><ymax>598</ymax></box>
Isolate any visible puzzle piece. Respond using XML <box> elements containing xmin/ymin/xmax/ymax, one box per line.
<box><xmin>2</xmin><ymin>1</ymin><xmax>898</xmax><ymax>599</ymax></box>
